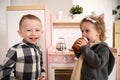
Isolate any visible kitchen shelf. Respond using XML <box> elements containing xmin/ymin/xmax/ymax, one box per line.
<box><xmin>53</xmin><ymin>19</ymin><xmax>80</xmax><ymax>28</ymax></box>
<box><xmin>48</xmin><ymin>51</ymin><xmax>74</xmax><ymax>56</ymax></box>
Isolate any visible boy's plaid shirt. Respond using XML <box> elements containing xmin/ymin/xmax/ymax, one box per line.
<box><xmin>0</xmin><ymin>39</ymin><xmax>46</xmax><ymax>80</ymax></box>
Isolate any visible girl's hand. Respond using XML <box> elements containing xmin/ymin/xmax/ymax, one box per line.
<box><xmin>39</xmin><ymin>76</ymin><xmax>45</xmax><ymax>80</ymax></box>
<box><xmin>72</xmin><ymin>37</ymin><xmax>88</xmax><ymax>52</ymax></box>
<box><xmin>76</xmin><ymin>37</ymin><xmax>88</xmax><ymax>47</ymax></box>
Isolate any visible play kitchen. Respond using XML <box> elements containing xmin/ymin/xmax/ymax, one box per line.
<box><xmin>48</xmin><ymin>36</ymin><xmax>75</xmax><ymax>80</ymax></box>
<box><xmin>56</xmin><ymin>37</ymin><xmax>66</xmax><ymax>51</ymax></box>
<box><xmin>48</xmin><ymin>20</ymin><xmax>81</xmax><ymax>80</ymax></box>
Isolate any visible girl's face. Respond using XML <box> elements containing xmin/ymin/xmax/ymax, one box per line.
<box><xmin>80</xmin><ymin>21</ymin><xmax>100</xmax><ymax>45</ymax></box>
<box><xmin>18</xmin><ymin>19</ymin><xmax>43</xmax><ymax>45</ymax></box>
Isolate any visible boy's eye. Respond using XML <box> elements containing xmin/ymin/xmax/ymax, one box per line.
<box><xmin>86</xmin><ymin>30</ymin><xmax>89</xmax><ymax>33</ymax></box>
<box><xmin>27</xmin><ymin>30</ymin><xmax>31</xmax><ymax>31</ymax></box>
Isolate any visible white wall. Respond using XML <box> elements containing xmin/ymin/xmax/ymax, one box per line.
<box><xmin>0</xmin><ymin>0</ymin><xmax>10</xmax><ymax>63</ymax></box>
<box><xmin>10</xmin><ymin>0</ymin><xmax>45</xmax><ymax>6</ymax></box>
<box><xmin>45</xmin><ymin>0</ymin><xmax>72</xmax><ymax>20</ymax></box>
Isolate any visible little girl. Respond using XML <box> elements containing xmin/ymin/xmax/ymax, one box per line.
<box><xmin>72</xmin><ymin>16</ymin><xmax>115</xmax><ymax>80</ymax></box>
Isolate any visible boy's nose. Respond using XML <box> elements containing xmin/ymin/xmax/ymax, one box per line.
<box><xmin>32</xmin><ymin>31</ymin><xmax>36</xmax><ymax>35</ymax></box>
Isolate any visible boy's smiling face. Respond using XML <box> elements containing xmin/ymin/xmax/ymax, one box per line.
<box><xmin>18</xmin><ymin>19</ymin><xmax>43</xmax><ymax>45</ymax></box>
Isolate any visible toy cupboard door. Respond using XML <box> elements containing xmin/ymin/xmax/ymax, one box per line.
<box><xmin>113</xmin><ymin>20</ymin><xmax>120</xmax><ymax>80</ymax></box>
<box><xmin>114</xmin><ymin>20</ymin><xmax>120</xmax><ymax>55</ymax></box>
<box><xmin>6</xmin><ymin>5</ymin><xmax>52</xmax><ymax>78</ymax></box>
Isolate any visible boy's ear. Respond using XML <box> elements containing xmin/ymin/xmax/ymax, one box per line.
<box><xmin>99</xmin><ymin>13</ymin><xmax>104</xmax><ymax>19</ymax></box>
<box><xmin>17</xmin><ymin>30</ymin><xmax>23</xmax><ymax>38</ymax></box>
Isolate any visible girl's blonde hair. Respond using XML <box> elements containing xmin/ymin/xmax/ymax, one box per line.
<box><xmin>80</xmin><ymin>16</ymin><xmax>106</xmax><ymax>41</ymax></box>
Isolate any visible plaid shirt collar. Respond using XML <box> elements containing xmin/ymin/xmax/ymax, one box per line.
<box><xmin>22</xmin><ymin>39</ymin><xmax>38</xmax><ymax>48</ymax></box>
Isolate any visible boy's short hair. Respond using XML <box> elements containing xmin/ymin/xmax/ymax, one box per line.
<box><xmin>19</xmin><ymin>14</ymin><xmax>42</xmax><ymax>30</ymax></box>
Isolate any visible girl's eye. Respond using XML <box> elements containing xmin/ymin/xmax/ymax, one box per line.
<box><xmin>36</xmin><ymin>30</ymin><xmax>40</xmax><ymax>32</ymax></box>
<box><xmin>81</xmin><ymin>30</ymin><xmax>89</xmax><ymax>34</ymax></box>
<box><xmin>81</xmin><ymin>30</ymin><xmax>84</xmax><ymax>33</ymax></box>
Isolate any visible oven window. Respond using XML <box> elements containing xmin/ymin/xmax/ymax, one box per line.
<box><xmin>55</xmin><ymin>69</ymin><xmax>73</xmax><ymax>80</ymax></box>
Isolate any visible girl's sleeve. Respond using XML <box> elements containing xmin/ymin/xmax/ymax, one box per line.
<box><xmin>0</xmin><ymin>48</ymin><xmax>17</xmax><ymax>80</ymax></box>
<box><xmin>73</xmin><ymin>48</ymin><xmax>82</xmax><ymax>58</ymax></box>
<box><xmin>80</xmin><ymin>45</ymin><xmax>109</xmax><ymax>68</ymax></box>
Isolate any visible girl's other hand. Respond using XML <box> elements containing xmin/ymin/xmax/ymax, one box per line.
<box><xmin>39</xmin><ymin>76</ymin><xmax>45</xmax><ymax>80</ymax></box>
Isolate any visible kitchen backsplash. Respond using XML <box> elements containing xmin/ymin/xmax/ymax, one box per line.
<box><xmin>52</xmin><ymin>28</ymin><xmax>81</xmax><ymax>49</ymax></box>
